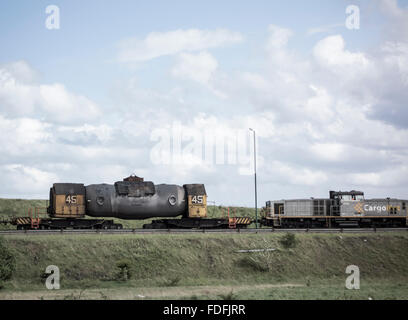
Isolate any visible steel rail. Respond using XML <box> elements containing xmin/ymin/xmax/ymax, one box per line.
<box><xmin>0</xmin><ymin>227</ymin><xmax>407</xmax><ymax>236</ymax></box>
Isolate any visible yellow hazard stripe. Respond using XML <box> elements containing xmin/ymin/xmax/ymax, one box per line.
<box><xmin>16</xmin><ymin>217</ymin><xmax>40</xmax><ymax>225</ymax></box>
<box><xmin>235</xmin><ymin>217</ymin><xmax>251</xmax><ymax>225</ymax></box>
<box><xmin>16</xmin><ymin>218</ymin><xmax>30</xmax><ymax>225</ymax></box>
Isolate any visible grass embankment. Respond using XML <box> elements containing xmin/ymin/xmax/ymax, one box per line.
<box><xmin>0</xmin><ymin>199</ymin><xmax>48</xmax><ymax>217</ymax></box>
<box><xmin>0</xmin><ymin>232</ymin><xmax>408</xmax><ymax>299</ymax></box>
<box><xmin>0</xmin><ymin>198</ymin><xmax>255</xmax><ymax>229</ymax></box>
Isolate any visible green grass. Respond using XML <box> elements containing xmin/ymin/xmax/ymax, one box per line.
<box><xmin>181</xmin><ymin>281</ymin><xmax>408</xmax><ymax>300</ymax></box>
<box><xmin>0</xmin><ymin>199</ymin><xmax>48</xmax><ymax>217</ymax></box>
<box><xmin>0</xmin><ymin>232</ymin><xmax>407</xmax><ymax>299</ymax></box>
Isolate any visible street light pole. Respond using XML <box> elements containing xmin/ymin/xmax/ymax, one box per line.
<box><xmin>249</xmin><ymin>128</ymin><xmax>258</xmax><ymax>228</ymax></box>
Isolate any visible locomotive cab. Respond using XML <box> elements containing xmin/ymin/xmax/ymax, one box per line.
<box><xmin>329</xmin><ymin>190</ymin><xmax>365</xmax><ymax>216</ymax></box>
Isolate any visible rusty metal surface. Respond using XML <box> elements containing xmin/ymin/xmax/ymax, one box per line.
<box><xmin>183</xmin><ymin>184</ymin><xmax>207</xmax><ymax>196</ymax></box>
<box><xmin>123</xmin><ymin>174</ymin><xmax>144</xmax><ymax>182</ymax></box>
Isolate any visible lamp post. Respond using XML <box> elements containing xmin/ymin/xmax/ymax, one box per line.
<box><xmin>249</xmin><ymin>128</ymin><xmax>258</xmax><ymax>228</ymax></box>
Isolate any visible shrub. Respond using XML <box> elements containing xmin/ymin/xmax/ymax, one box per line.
<box><xmin>164</xmin><ymin>275</ymin><xmax>181</xmax><ymax>287</ymax></box>
<box><xmin>116</xmin><ymin>259</ymin><xmax>132</xmax><ymax>281</ymax></box>
<box><xmin>218</xmin><ymin>290</ymin><xmax>237</xmax><ymax>300</ymax></box>
<box><xmin>237</xmin><ymin>256</ymin><xmax>269</xmax><ymax>272</ymax></box>
<box><xmin>0</xmin><ymin>237</ymin><xmax>16</xmax><ymax>282</ymax></box>
<box><xmin>279</xmin><ymin>233</ymin><xmax>297</xmax><ymax>249</ymax></box>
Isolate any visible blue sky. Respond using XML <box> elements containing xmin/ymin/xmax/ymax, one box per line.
<box><xmin>0</xmin><ymin>0</ymin><xmax>408</xmax><ymax>205</ymax></box>
<box><xmin>0</xmin><ymin>1</ymin><xmax>383</xmax><ymax>100</ymax></box>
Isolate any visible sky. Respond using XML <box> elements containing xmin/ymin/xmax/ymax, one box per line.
<box><xmin>0</xmin><ymin>0</ymin><xmax>407</xmax><ymax>206</ymax></box>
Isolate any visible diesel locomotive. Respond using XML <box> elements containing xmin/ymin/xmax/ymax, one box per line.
<box><xmin>260</xmin><ymin>190</ymin><xmax>408</xmax><ymax>228</ymax></box>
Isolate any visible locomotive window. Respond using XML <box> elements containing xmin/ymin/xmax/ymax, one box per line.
<box><xmin>403</xmin><ymin>202</ymin><xmax>406</xmax><ymax>210</ymax></box>
<box><xmin>274</xmin><ymin>203</ymin><xmax>284</xmax><ymax>215</ymax></box>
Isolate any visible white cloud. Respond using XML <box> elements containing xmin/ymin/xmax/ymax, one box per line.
<box><xmin>56</xmin><ymin>124</ymin><xmax>113</xmax><ymax>144</ymax></box>
<box><xmin>306</xmin><ymin>23</ymin><xmax>344</xmax><ymax>36</ymax></box>
<box><xmin>170</xmin><ymin>51</ymin><xmax>226</xmax><ymax>97</ymax></box>
<box><xmin>313</xmin><ymin>35</ymin><xmax>370</xmax><ymax>68</ymax></box>
<box><xmin>0</xmin><ymin>63</ymin><xmax>101</xmax><ymax>124</ymax></box>
<box><xmin>0</xmin><ymin>164</ymin><xmax>58</xmax><ymax>198</ymax></box>
<box><xmin>172</xmin><ymin>51</ymin><xmax>218</xmax><ymax>85</ymax></box>
<box><xmin>118</xmin><ymin>28</ymin><xmax>244</xmax><ymax>62</ymax></box>
<box><xmin>267</xmin><ymin>161</ymin><xmax>328</xmax><ymax>186</ymax></box>
<box><xmin>348</xmin><ymin>164</ymin><xmax>408</xmax><ymax>188</ymax></box>
<box><xmin>0</xmin><ymin>115</ymin><xmax>52</xmax><ymax>157</ymax></box>
<box><xmin>382</xmin><ymin>42</ymin><xmax>408</xmax><ymax>85</ymax></box>
<box><xmin>266</xmin><ymin>25</ymin><xmax>293</xmax><ymax>50</ymax></box>
<box><xmin>310</xmin><ymin>143</ymin><xmax>346</xmax><ymax>162</ymax></box>
<box><xmin>0</xmin><ymin>60</ymin><xmax>38</xmax><ymax>83</ymax></box>
<box><xmin>377</xmin><ymin>0</ymin><xmax>408</xmax><ymax>40</ymax></box>
<box><xmin>304</xmin><ymin>85</ymin><xmax>334</xmax><ymax>122</ymax></box>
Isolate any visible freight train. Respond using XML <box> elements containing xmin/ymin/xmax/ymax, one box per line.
<box><xmin>12</xmin><ymin>175</ymin><xmax>252</xmax><ymax>230</ymax></box>
<box><xmin>9</xmin><ymin>177</ymin><xmax>407</xmax><ymax>230</ymax></box>
<box><xmin>260</xmin><ymin>190</ymin><xmax>408</xmax><ymax>228</ymax></box>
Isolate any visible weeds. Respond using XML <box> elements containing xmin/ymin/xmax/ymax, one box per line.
<box><xmin>238</xmin><ymin>256</ymin><xmax>270</xmax><ymax>272</ymax></box>
<box><xmin>116</xmin><ymin>259</ymin><xmax>132</xmax><ymax>281</ymax></box>
<box><xmin>63</xmin><ymin>289</ymin><xmax>86</xmax><ymax>300</ymax></box>
<box><xmin>218</xmin><ymin>290</ymin><xmax>237</xmax><ymax>300</ymax></box>
<box><xmin>99</xmin><ymin>291</ymin><xmax>109</xmax><ymax>300</ymax></box>
<box><xmin>279</xmin><ymin>233</ymin><xmax>297</xmax><ymax>249</ymax></box>
<box><xmin>164</xmin><ymin>275</ymin><xmax>182</xmax><ymax>287</ymax></box>
<box><xmin>0</xmin><ymin>236</ymin><xmax>15</xmax><ymax>282</ymax></box>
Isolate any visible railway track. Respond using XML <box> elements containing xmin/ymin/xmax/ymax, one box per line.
<box><xmin>0</xmin><ymin>227</ymin><xmax>407</xmax><ymax>236</ymax></box>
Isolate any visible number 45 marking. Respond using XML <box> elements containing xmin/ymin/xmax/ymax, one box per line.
<box><xmin>65</xmin><ymin>195</ymin><xmax>77</xmax><ymax>204</ymax></box>
<box><xmin>191</xmin><ymin>196</ymin><xmax>204</xmax><ymax>204</ymax></box>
